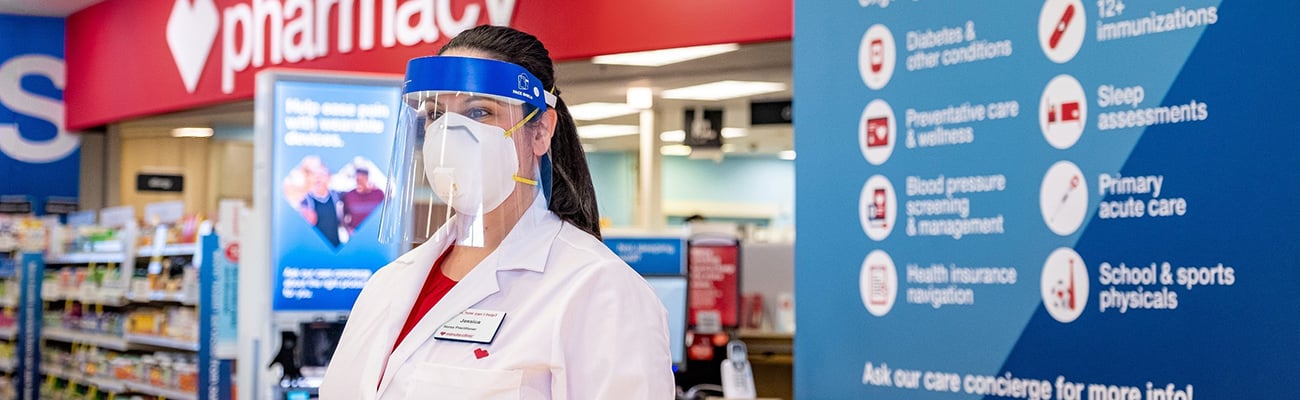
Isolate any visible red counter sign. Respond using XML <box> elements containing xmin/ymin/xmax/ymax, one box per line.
<box><xmin>688</xmin><ymin>243</ymin><xmax>739</xmax><ymax>329</ymax></box>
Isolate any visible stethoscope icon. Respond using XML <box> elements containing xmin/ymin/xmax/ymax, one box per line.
<box><xmin>1048</xmin><ymin>175</ymin><xmax>1081</xmax><ymax>223</ymax></box>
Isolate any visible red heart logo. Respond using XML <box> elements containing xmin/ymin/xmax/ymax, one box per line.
<box><xmin>474</xmin><ymin>348</ymin><xmax>489</xmax><ymax>359</ymax></box>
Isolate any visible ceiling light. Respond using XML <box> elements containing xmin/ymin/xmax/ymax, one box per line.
<box><xmin>568</xmin><ymin>102</ymin><xmax>640</xmax><ymax>121</ymax></box>
<box><xmin>627</xmin><ymin>87</ymin><xmax>654</xmax><ymax>110</ymax></box>
<box><xmin>779</xmin><ymin>150</ymin><xmax>797</xmax><ymax>160</ymax></box>
<box><xmin>660</xmin><ymin>145</ymin><xmax>693</xmax><ymax>156</ymax></box>
<box><xmin>661</xmin><ymin>81</ymin><xmax>786</xmax><ymax>101</ymax></box>
<box><xmin>576</xmin><ymin>124</ymin><xmax>639</xmax><ymax>139</ymax></box>
<box><xmin>721</xmin><ymin>143</ymin><xmax>738</xmax><ymax>153</ymax></box>
<box><xmin>660</xmin><ymin>130</ymin><xmax>685</xmax><ymax>142</ymax></box>
<box><xmin>592</xmin><ymin>43</ymin><xmax>740</xmax><ymax>67</ymax></box>
<box><xmin>721</xmin><ymin>128</ymin><xmax>748</xmax><ymax>138</ymax></box>
<box><xmin>171</xmin><ymin>127</ymin><xmax>213</xmax><ymax>138</ymax></box>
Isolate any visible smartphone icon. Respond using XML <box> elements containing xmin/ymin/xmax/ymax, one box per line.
<box><xmin>869</xmin><ymin>39</ymin><xmax>885</xmax><ymax>72</ymax></box>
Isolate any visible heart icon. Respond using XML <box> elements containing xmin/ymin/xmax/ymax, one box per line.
<box><xmin>474</xmin><ymin>348</ymin><xmax>489</xmax><ymax>359</ymax></box>
<box><xmin>166</xmin><ymin>0</ymin><xmax>220</xmax><ymax>93</ymax></box>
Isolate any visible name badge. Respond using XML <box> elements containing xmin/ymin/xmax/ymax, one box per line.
<box><xmin>433</xmin><ymin>309</ymin><xmax>506</xmax><ymax>344</ymax></box>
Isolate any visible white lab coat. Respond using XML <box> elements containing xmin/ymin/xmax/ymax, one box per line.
<box><xmin>320</xmin><ymin>193</ymin><xmax>674</xmax><ymax>399</ymax></box>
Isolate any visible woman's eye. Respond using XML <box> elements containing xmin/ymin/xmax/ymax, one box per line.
<box><xmin>426</xmin><ymin>109</ymin><xmax>444</xmax><ymax>121</ymax></box>
<box><xmin>466</xmin><ymin>107</ymin><xmax>491</xmax><ymax>120</ymax></box>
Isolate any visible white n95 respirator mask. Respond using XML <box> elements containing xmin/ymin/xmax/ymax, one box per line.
<box><xmin>422</xmin><ymin>112</ymin><xmax>530</xmax><ymax>215</ymax></box>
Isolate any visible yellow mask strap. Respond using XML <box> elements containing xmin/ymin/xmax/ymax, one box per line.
<box><xmin>505</xmin><ymin>87</ymin><xmax>555</xmax><ymax>138</ymax></box>
<box><xmin>513</xmin><ymin>174</ymin><xmax>538</xmax><ymax>186</ymax></box>
<box><xmin>504</xmin><ymin>107</ymin><xmax>541</xmax><ymax>138</ymax></box>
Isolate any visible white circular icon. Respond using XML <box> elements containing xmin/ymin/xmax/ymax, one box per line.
<box><xmin>1039</xmin><ymin>74</ymin><xmax>1087</xmax><ymax>149</ymax></box>
<box><xmin>1038</xmin><ymin>0</ymin><xmax>1086</xmax><ymax>63</ymax></box>
<box><xmin>1039</xmin><ymin>160</ymin><xmax>1088</xmax><ymax>236</ymax></box>
<box><xmin>860</xmin><ymin>249</ymin><xmax>898</xmax><ymax>317</ymax></box>
<box><xmin>859</xmin><ymin>100</ymin><xmax>897</xmax><ymax>165</ymax></box>
<box><xmin>859</xmin><ymin>24</ymin><xmax>896</xmax><ymax>90</ymax></box>
<box><xmin>1040</xmin><ymin>247</ymin><xmax>1089</xmax><ymax>323</ymax></box>
<box><xmin>859</xmin><ymin>175</ymin><xmax>897</xmax><ymax>241</ymax></box>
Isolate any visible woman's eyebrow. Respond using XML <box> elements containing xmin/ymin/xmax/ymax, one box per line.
<box><xmin>463</xmin><ymin>95</ymin><xmax>503</xmax><ymax>106</ymax></box>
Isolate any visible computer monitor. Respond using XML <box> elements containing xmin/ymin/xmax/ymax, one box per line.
<box><xmin>644</xmin><ymin>275</ymin><xmax>688</xmax><ymax>371</ymax></box>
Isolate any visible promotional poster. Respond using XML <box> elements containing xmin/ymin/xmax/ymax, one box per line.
<box><xmin>270</xmin><ymin>78</ymin><xmax>401</xmax><ymax>311</ymax></box>
<box><xmin>795</xmin><ymin>1</ymin><xmax>1300</xmax><ymax>398</ymax></box>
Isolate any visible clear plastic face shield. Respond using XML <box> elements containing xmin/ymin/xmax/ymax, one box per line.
<box><xmin>379</xmin><ymin>56</ymin><xmax>555</xmax><ymax>247</ymax></box>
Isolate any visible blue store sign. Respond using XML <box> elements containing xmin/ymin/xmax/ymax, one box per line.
<box><xmin>0</xmin><ymin>15</ymin><xmax>77</xmax><ymax>208</ymax></box>
<box><xmin>604</xmin><ymin>236</ymin><xmax>686</xmax><ymax>276</ymax></box>
<box><xmin>795</xmin><ymin>1</ymin><xmax>1300</xmax><ymax>398</ymax></box>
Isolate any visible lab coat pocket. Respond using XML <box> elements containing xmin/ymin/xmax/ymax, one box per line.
<box><xmin>407</xmin><ymin>363</ymin><xmax>524</xmax><ymax>400</ymax></box>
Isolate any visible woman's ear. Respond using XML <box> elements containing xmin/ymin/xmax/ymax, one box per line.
<box><xmin>532</xmin><ymin>109</ymin><xmax>558</xmax><ymax>156</ymax></box>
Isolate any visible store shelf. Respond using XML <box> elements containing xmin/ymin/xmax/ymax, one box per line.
<box><xmin>125</xmin><ymin>290</ymin><xmax>198</xmax><ymax>306</ymax></box>
<box><xmin>45</xmin><ymin>327</ymin><xmax>199</xmax><ymax>352</ymax></box>
<box><xmin>138</xmin><ymin>243</ymin><xmax>198</xmax><ymax>258</ymax></box>
<box><xmin>41</xmin><ymin>365</ymin><xmax>128</xmax><ymax>393</ymax></box>
<box><xmin>0</xmin><ymin>358</ymin><xmax>13</xmax><ymax>373</ymax></box>
<box><xmin>124</xmin><ymin>381</ymin><xmax>197</xmax><ymax>400</ymax></box>
<box><xmin>0</xmin><ymin>296</ymin><xmax>16</xmax><ymax>308</ymax></box>
<box><xmin>123</xmin><ymin>334</ymin><xmax>199</xmax><ymax>352</ymax></box>
<box><xmin>43</xmin><ymin>327</ymin><xmax>131</xmax><ymax>351</ymax></box>
<box><xmin>43</xmin><ymin>292</ymin><xmax>129</xmax><ymax>307</ymax></box>
<box><xmin>0</xmin><ymin>325</ymin><xmax>15</xmax><ymax>340</ymax></box>
<box><xmin>45</xmin><ymin>252</ymin><xmax>125</xmax><ymax>265</ymax></box>
<box><xmin>43</xmin><ymin>290</ymin><xmax>196</xmax><ymax>307</ymax></box>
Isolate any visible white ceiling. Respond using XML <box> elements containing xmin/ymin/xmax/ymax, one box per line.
<box><xmin>0</xmin><ymin>0</ymin><xmax>99</xmax><ymax>16</ymax></box>
<box><xmin>557</xmin><ymin>41</ymin><xmax>793</xmax><ymax>154</ymax></box>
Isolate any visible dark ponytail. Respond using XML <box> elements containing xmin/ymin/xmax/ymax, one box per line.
<box><xmin>440</xmin><ymin>26</ymin><xmax>603</xmax><ymax>239</ymax></box>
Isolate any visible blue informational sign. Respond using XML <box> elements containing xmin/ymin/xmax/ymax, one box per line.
<box><xmin>0</xmin><ymin>15</ymin><xmax>77</xmax><ymax>207</ymax></box>
<box><xmin>15</xmin><ymin>252</ymin><xmax>42</xmax><ymax>400</ymax></box>
<box><xmin>603</xmin><ymin>236</ymin><xmax>686</xmax><ymax>275</ymax></box>
<box><xmin>198</xmin><ymin>234</ymin><xmax>233</xmax><ymax>400</ymax></box>
<box><xmin>271</xmin><ymin>79</ymin><xmax>402</xmax><ymax>311</ymax></box>
<box><xmin>795</xmin><ymin>1</ymin><xmax>1300</xmax><ymax>399</ymax></box>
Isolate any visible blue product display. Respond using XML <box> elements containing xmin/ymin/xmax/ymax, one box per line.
<box><xmin>795</xmin><ymin>1</ymin><xmax>1300</xmax><ymax>398</ymax></box>
<box><xmin>270</xmin><ymin>79</ymin><xmax>403</xmax><ymax>311</ymax></box>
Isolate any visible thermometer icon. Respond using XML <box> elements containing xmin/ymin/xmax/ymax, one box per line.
<box><xmin>1048</xmin><ymin>175</ymin><xmax>1081</xmax><ymax>222</ymax></box>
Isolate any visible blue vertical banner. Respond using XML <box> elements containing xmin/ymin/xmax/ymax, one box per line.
<box><xmin>795</xmin><ymin>1</ymin><xmax>1300</xmax><ymax>399</ymax></box>
<box><xmin>15</xmin><ymin>252</ymin><xmax>41</xmax><ymax>400</ymax></box>
<box><xmin>0</xmin><ymin>15</ymin><xmax>77</xmax><ymax>209</ymax></box>
<box><xmin>198</xmin><ymin>233</ymin><xmax>233</xmax><ymax>400</ymax></box>
<box><xmin>270</xmin><ymin>79</ymin><xmax>402</xmax><ymax>311</ymax></box>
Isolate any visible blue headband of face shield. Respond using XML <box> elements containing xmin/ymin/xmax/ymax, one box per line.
<box><xmin>403</xmin><ymin>55</ymin><xmax>557</xmax><ymax>113</ymax></box>
<box><xmin>403</xmin><ymin>55</ymin><xmax>557</xmax><ymax>203</ymax></box>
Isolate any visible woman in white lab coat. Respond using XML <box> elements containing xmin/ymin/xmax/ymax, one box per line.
<box><xmin>319</xmin><ymin>26</ymin><xmax>673</xmax><ymax>399</ymax></box>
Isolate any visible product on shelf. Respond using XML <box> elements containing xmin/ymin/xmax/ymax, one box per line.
<box><xmin>44</xmin><ymin>344</ymin><xmax>199</xmax><ymax>398</ymax></box>
<box><xmin>0</xmin><ymin>307</ymin><xmax>16</xmax><ymax>330</ymax></box>
<box><xmin>138</xmin><ymin>214</ymin><xmax>203</xmax><ymax>247</ymax></box>
<box><xmin>124</xmin><ymin>305</ymin><xmax>197</xmax><ymax>342</ymax></box>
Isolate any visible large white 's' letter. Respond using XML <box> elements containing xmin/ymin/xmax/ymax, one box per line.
<box><xmin>0</xmin><ymin>55</ymin><xmax>77</xmax><ymax>164</ymax></box>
